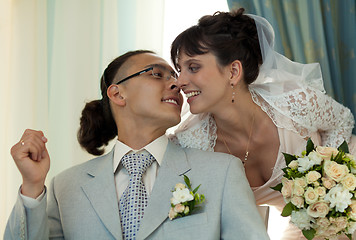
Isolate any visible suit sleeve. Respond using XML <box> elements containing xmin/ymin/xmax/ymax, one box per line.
<box><xmin>4</xmin><ymin>188</ymin><xmax>49</xmax><ymax>240</ymax></box>
<box><xmin>220</xmin><ymin>156</ymin><xmax>270</xmax><ymax>240</ymax></box>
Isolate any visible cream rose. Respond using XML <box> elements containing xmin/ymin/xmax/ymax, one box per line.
<box><xmin>293</xmin><ymin>185</ymin><xmax>305</xmax><ymax>197</ymax></box>
<box><xmin>173</xmin><ymin>203</ymin><xmax>185</xmax><ymax>213</ymax></box>
<box><xmin>281</xmin><ymin>179</ymin><xmax>294</xmax><ymax>200</ymax></box>
<box><xmin>332</xmin><ymin>216</ymin><xmax>348</xmax><ymax>231</ymax></box>
<box><xmin>324</xmin><ymin>161</ymin><xmax>349</xmax><ymax>182</ymax></box>
<box><xmin>306</xmin><ymin>201</ymin><xmax>329</xmax><ymax>218</ymax></box>
<box><xmin>321</xmin><ymin>177</ymin><xmax>336</xmax><ymax>189</ymax></box>
<box><xmin>316</xmin><ymin>146</ymin><xmax>339</xmax><ymax>160</ymax></box>
<box><xmin>316</xmin><ymin>217</ymin><xmax>330</xmax><ymax>228</ymax></box>
<box><xmin>349</xmin><ymin>200</ymin><xmax>356</xmax><ymax>220</ymax></box>
<box><xmin>288</xmin><ymin>160</ymin><xmax>298</xmax><ymax>169</ymax></box>
<box><xmin>169</xmin><ymin>207</ymin><xmax>178</xmax><ymax>220</ymax></box>
<box><xmin>306</xmin><ymin>170</ymin><xmax>321</xmax><ymax>183</ymax></box>
<box><xmin>316</xmin><ymin>186</ymin><xmax>326</xmax><ymax>198</ymax></box>
<box><xmin>304</xmin><ymin>187</ymin><xmax>319</xmax><ymax>204</ymax></box>
<box><xmin>294</xmin><ymin>177</ymin><xmax>307</xmax><ymax>188</ymax></box>
<box><xmin>175</xmin><ymin>183</ymin><xmax>186</xmax><ymax>190</ymax></box>
<box><xmin>341</xmin><ymin>173</ymin><xmax>356</xmax><ymax>191</ymax></box>
<box><xmin>291</xmin><ymin>196</ymin><xmax>304</xmax><ymax>208</ymax></box>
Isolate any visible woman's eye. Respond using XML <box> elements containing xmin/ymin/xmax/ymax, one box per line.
<box><xmin>188</xmin><ymin>65</ymin><xmax>200</xmax><ymax>73</ymax></box>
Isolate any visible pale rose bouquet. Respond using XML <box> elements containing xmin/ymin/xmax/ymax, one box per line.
<box><xmin>168</xmin><ymin>175</ymin><xmax>205</xmax><ymax>220</ymax></box>
<box><xmin>272</xmin><ymin>139</ymin><xmax>356</xmax><ymax>240</ymax></box>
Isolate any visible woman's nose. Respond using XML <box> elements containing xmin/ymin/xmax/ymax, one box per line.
<box><xmin>176</xmin><ymin>74</ymin><xmax>187</xmax><ymax>89</ymax></box>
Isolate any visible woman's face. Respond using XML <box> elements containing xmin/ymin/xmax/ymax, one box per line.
<box><xmin>176</xmin><ymin>52</ymin><xmax>231</xmax><ymax>114</ymax></box>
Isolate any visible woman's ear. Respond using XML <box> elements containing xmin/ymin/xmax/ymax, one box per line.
<box><xmin>229</xmin><ymin>60</ymin><xmax>242</xmax><ymax>86</ymax></box>
<box><xmin>107</xmin><ymin>85</ymin><xmax>126</xmax><ymax>106</ymax></box>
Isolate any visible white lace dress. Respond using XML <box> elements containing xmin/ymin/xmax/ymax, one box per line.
<box><xmin>171</xmin><ymin>85</ymin><xmax>355</xmax><ymax>240</ymax></box>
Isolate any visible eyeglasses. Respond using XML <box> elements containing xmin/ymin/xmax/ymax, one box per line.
<box><xmin>114</xmin><ymin>64</ymin><xmax>178</xmax><ymax>85</ymax></box>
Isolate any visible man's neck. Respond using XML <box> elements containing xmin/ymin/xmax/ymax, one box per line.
<box><xmin>117</xmin><ymin>127</ymin><xmax>166</xmax><ymax>150</ymax></box>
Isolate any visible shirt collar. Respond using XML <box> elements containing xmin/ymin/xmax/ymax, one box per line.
<box><xmin>113</xmin><ymin>135</ymin><xmax>168</xmax><ymax>173</ymax></box>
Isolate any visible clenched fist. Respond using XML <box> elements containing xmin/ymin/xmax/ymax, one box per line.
<box><xmin>11</xmin><ymin>129</ymin><xmax>50</xmax><ymax>198</ymax></box>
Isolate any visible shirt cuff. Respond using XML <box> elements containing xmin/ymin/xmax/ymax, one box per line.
<box><xmin>19</xmin><ymin>187</ymin><xmax>46</xmax><ymax>208</ymax></box>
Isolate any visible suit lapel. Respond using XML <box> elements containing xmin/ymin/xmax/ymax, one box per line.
<box><xmin>81</xmin><ymin>149</ymin><xmax>122</xmax><ymax>240</ymax></box>
<box><xmin>137</xmin><ymin>141</ymin><xmax>191</xmax><ymax>239</ymax></box>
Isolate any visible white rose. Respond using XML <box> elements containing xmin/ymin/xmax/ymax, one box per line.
<box><xmin>324</xmin><ymin>184</ymin><xmax>352</xmax><ymax>212</ymax></box>
<box><xmin>306</xmin><ymin>201</ymin><xmax>329</xmax><ymax>218</ymax></box>
<box><xmin>306</xmin><ymin>171</ymin><xmax>321</xmax><ymax>183</ymax></box>
<box><xmin>288</xmin><ymin>160</ymin><xmax>299</xmax><ymax>169</ymax></box>
<box><xmin>304</xmin><ymin>187</ymin><xmax>319</xmax><ymax>204</ymax></box>
<box><xmin>290</xmin><ymin>209</ymin><xmax>314</xmax><ymax>230</ymax></box>
<box><xmin>341</xmin><ymin>173</ymin><xmax>356</xmax><ymax>191</ymax></box>
<box><xmin>298</xmin><ymin>156</ymin><xmax>314</xmax><ymax>173</ymax></box>
<box><xmin>324</xmin><ymin>161</ymin><xmax>349</xmax><ymax>182</ymax></box>
<box><xmin>171</xmin><ymin>188</ymin><xmax>194</xmax><ymax>205</ymax></box>
<box><xmin>291</xmin><ymin>196</ymin><xmax>304</xmax><ymax>208</ymax></box>
<box><xmin>308</xmin><ymin>151</ymin><xmax>323</xmax><ymax>165</ymax></box>
<box><xmin>321</xmin><ymin>176</ymin><xmax>336</xmax><ymax>189</ymax></box>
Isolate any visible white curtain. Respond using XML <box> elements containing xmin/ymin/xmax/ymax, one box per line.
<box><xmin>0</xmin><ymin>0</ymin><xmax>165</xmax><ymax>236</ymax></box>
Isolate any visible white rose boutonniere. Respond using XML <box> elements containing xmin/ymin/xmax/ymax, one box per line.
<box><xmin>169</xmin><ymin>175</ymin><xmax>205</xmax><ymax>220</ymax></box>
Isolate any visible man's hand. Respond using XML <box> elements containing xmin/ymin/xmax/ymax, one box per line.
<box><xmin>11</xmin><ymin>129</ymin><xmax>50</xmax><ymax>198</ymax></box>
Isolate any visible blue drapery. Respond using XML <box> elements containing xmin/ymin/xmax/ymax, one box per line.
<box><xmin>227</xmin><ymin>0</ymin><xmax>356</xmax><ymax>133</ymax></box>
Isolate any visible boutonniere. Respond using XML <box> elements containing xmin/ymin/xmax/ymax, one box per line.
<box><xmin>168</xmin><ymin>175</ymin><xmax>205</xmax><ymax>220</ymax></box>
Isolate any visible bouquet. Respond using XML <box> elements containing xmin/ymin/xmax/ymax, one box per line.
<box><xmin>272</xmin><ymin>139</ymin><xmax>356</xmax><ymax>240</ymax></box>
<box><xmin>168</xmin><ymin>175</ymin><xmax>205</xmax><ymax>220</ymax></box>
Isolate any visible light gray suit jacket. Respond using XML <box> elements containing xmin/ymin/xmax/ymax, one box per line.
<box><xmin>4</xmin><ymin>141</ymin><xmax>269</xmax><ymax>240</ymax></box>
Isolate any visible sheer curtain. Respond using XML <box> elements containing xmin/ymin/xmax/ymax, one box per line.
<box><xmin>0</xmin><ymin>0</ymin><xmax>165</xmax><ymax>236</ymax></box>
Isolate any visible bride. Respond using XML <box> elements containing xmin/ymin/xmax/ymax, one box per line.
<box><xmin>169</xmin><ymin>8</ymin><xmax>355</xmax><ymax>239</ymax></box>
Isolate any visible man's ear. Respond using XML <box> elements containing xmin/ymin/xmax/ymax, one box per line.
<box><xmin>107</xmin><ymin>85</ymin><xmax>126</xmax><ymax>106</ymax></box>
<box><xmin>229</xmin><ymin>60</ymin><xmax>243</xmax><ymax>86</ymax></box>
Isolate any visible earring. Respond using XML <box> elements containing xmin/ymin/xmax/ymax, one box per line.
<box><xmin>231</xmin><ymin>84</ymin><xmax>235</xmax><ymax>103</ymax></box>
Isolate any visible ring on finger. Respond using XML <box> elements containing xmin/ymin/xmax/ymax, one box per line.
<box><xmin>20</xmin><ymin>140</ymin><xmax>25</xmax><ymax>146</ymax></box>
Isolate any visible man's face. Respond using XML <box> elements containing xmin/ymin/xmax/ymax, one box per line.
<box><xmin>118</xmin><ymin>53</ymin><xmax>183</xmax><ymax>130</ymax></box>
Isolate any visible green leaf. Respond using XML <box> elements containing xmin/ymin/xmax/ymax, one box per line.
<box><xmin>281</xmin><ymin>202</ymin><xmax>293</xmax><ymax>217</ymax></box>
<box><xmin>283</xmin><ymin>153</ymin><xmax>297</xmax><ymax>166</ymax></box>
<box><xmin>183</xmin><ymin>175</ymin><xmax>192</xmax><ymax>190</ymax></box>
<box><xmin>270</xmin><ymin>183</ymin><xmax>283</xmax><ymax>192</ymax></box>
<box><xmin>306</xmin><ymin>138</ymin><xmax>315</xmax><ymax>155</ymax></box>
<box><xmin>193</xmin><ymin>184</ymin><xmax>201</xmax><ymax>194</ymax></box>
<box><xmin>346</xmin><ymin>233</ymin><xmax>352</xmax><ymax>240</ymax></box>
<box><xmin>338</xmin><ymin>140</ymin><xmax>350</xmax><ymax>153</ymax></box>
<box><xmin>302</xmin><ymin>228</ymin><xmax>316</xmax><ymax>240</ymax></box>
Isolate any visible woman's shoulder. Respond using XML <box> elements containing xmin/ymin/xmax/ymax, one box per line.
<box><xmin>170</xmin><ymin>113</ymin><xmax>216</xmax><ymax>151</ymax></box>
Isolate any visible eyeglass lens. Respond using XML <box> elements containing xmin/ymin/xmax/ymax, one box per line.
<box><xmin>152</xmin><ymin>65</ymin><xmax>178</xmax><ymax>81</ymax></box>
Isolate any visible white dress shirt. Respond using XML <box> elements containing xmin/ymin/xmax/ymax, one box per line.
<box><xmin>113</xmin><ymin>135</ymin><xmax>168</xmax><ymax>200</ymax></box>
<box><xmin>21</xmin><ymin>135</ymin><xmax>168</xmax><ymax>207</ymax></box>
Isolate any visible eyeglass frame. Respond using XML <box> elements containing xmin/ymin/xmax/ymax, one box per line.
<box><xmin>114</xmin><ymin>65</ymin><xmax>178</xmax><ymax>85</ymax></box>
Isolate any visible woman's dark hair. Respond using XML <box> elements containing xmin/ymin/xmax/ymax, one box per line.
<box><xmin>77</xmin><ymin>50</ymin><xmax>155</xmax><ymax>155</ymax></box>
<box><xmin>171</xmin><ymin>8</ymin><xmax>262</xmax><ymax>84</ymax></box>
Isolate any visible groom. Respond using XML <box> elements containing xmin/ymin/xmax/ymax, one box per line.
<box><xmin>4</xmin><ymin>50</ymin><xmax>268</xmax><ymax>240</ymax></box>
